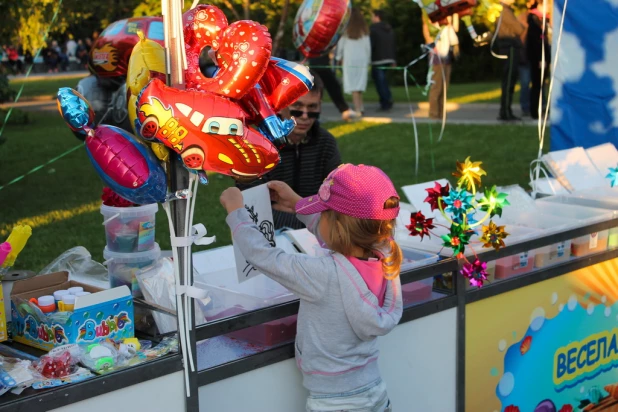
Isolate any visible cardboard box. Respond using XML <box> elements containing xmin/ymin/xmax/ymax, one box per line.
<box><xmin>10</xmin><ymin>272</ymin><xmax>134</xmax><ymax>351</ymax></box>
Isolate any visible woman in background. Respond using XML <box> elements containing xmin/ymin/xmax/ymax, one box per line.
<box><xmin>336</xmin><ymin>8</ymin><xmax>371</xmax><ymax>116</ymax></box>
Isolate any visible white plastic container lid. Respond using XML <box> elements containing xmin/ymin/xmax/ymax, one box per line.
<box><xmin>104</xmin><ymin>243</ymin><xmax>161</xmax><ymax>264</ymax></box>
<box><xmin>101</xmin><ymin>203</ymin><xmax>159</xmax><ymax>225</ymax></box>
<box><xmin>535</xmin><ymin>198</ymin><xmax>614</xmax><ymax>224</ymax></box>
<box><xmin>53</xmin><ymin>290</ymin><xmax>69</xmax><ymax>301</ymax></box>
<box><xmin>68</xmin><ymin>287</ymin><xmax>84</xmax><ymax>295</ymax></box>
<box><xmin>38</xmin><ymin>295</ymin><xmax>55</xmax><ymax>307</ymax></box>
<box><xmin>62</xmin><ymin>294</ymin><xmax>76</xmax><ymax>304</ymax></box>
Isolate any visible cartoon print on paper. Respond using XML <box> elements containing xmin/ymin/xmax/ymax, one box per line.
<box><xmin>241</xmin><ymin>205</ymin><xmax>276</xmax><ymax>277</ymax></box>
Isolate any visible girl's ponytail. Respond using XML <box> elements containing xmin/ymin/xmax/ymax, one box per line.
<box><xmin>382</xmin><ymin>237</ymin><xmax>403</xmax><ymax>280</ymax></box>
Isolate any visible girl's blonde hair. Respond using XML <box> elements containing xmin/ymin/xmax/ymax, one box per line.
<box><xmin>322</xmin><ymin>197</ymin><xmax>403</xmax><ymax>280</ymax></box>
<box><xmin>346</xmin><ymin>8</ymin><xmax>369</xmax><ymax>40</ymax></box>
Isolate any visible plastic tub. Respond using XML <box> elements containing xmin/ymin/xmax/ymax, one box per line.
<box><xmin>101</xmin><ymin>203</ymin><xmax>158</xmax><ymax>253</ymax></box>
<box><xmin>399</xmin><ymin>248</ymin><xmax>439</xmax><ymax>304</ymax></box>
<box><xmin>498</xmin><ymin>210</ymin><xmax>576</xmax><ymax>268</ymax></box>
<box><xmin>193</xmin><ymin>239</ymin><xmax>298</xmax><ymax>346</ymax></box>
<box><xmin>534</xmin><ymin>198</ymin><xmax>614</xmax><ymax>257</ymax></box>
<box><xmin>495</xmin><ymin>249</ymin><xmax>537</xmax><ymax>279</ymax></box>
<box><xmin>103</xmin><ymin>243</ymin><xmax>161</xmax><ymax>297</ymax></box>
<box><xmin>556</xmin><ymin>189</ymin><xmax>618</xmax><ymax>248</ymax></box>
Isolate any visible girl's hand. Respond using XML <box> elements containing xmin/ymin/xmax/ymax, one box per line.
<box><xmin>220</xmin><ymin>187</ymin><xmax>244</xmax><ymax>214</ymax></box>
<box><xmin>268</xmin><ymin>181</ymin><xmax>302</xmax><ymax>214</ymax></box>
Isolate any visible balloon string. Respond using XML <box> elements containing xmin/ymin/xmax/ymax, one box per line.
<box><xmin>0</xmin><ymin>0</ymin><xmax>63</xmax><ymax>143</ymax></box>
<box><xmin>0</xmin><ymin>144</ymin><xmax>82</xmax><ymax>191</ymax></box>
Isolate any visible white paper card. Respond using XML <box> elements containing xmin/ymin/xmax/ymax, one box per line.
<box><xmin>542</xmin><ymin>147</ymin><xmax>606</xmax><ymax>191</ymax></box>
<box><xmin>233</xmin><ymin>184</ymin><xmax>276</xmax><ymax>283</ymax></box>
<box><xmin>401</xmin><ymin>179</ymin><xmax>450</xmax><ymax>218</ymax></box>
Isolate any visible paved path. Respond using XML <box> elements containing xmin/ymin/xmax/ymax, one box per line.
<box><xmin>321</xmin><ymin>102</ymin><xmax>541</xmax><ymax>126</ymax></box>
<box><xmin>2</xmin><ymin>70</ymin><xmax>542</xmax><ymax>125</ymax></box>
<box><xmin>2</xmin><ymin>99</ymin><xmax>543</xmax><ymax>126</ymax></box>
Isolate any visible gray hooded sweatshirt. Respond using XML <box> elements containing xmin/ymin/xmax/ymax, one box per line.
<box><xmin>226</xmin><ymin>208</ymin><xmax>403</xmax><ymax>394</ymax></box>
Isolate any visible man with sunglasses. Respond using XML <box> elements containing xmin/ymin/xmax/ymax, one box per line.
<box><xmin>238</xmin><ymin>72</ymin><xmax>342</xmax><ymax>230</ymax></box>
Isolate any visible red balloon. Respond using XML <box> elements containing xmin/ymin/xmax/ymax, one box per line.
<box><xmin>258</xmin><ymin>58</ymin><xmax>314</xmax><ymax>113</ymax></box>
<box><xmin>135</xmin><ymin>79</ymin><xmax>280</xmax><ymax>181</ymax></box>
<box><xmin>183</xmin><ymin>5</ymin><xmax>272</xmax><ymax>100</ymax></box>
<box><xmin>293</xmin><ymin>0</ymin><xmax>352</xmax><ymax>59</ymax></box>
<box><xmin>90</xmin><ymin>17</ymin><xmax>164</xmax><ymax>81</ymax></box>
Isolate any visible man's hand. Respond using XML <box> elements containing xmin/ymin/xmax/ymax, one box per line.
<box><xmin>220</xmin><ymin>187</ymin><xmax>244</xmax><ymax>214</ymax></box>
<box><xmin>268</xmin><ymin>181</ymin><xmax>302</xmax><ymax>214</ymax></box>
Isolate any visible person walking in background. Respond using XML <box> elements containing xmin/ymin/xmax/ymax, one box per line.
<box><xmin>518</xmin><ymin>2</ymin><xmax>532</xmax><ymax>117</ymax></box>
<box><xmin>65</xmin><ymin>35</ymin><xmax>77</xmax><ymax>59</ymax></box>
<box><xmin>527</xmin><ymin>0</ymin><xmax>551</xmax><ymax>120</ymax></box>
<box><xmin>422</xmin><ymin>14</ymin><xmax>459</xmax><ymax>120</ymax></box>
<box><xmin>76</xmin><ymin>39</ymin><xmax>89</xmax><ymax>67</ymax></box>
<box><xmin>336</xmin><ymin>8</ymin><xmax>371</xmax><ymax>116</ymax></box>
<box><xmin>370</xmin><ymin>10</ymin><xmax>396</xmax><ymax>112</ymax></box>
<box><xmin>495</xmin><ymin>0</ymin><xmax>525</xmax><ymax>121</ymax></box>
<box><xmin>309</xmin><ymin>55</ymin><xmax>360</xmax><ymax>121</ymax></box>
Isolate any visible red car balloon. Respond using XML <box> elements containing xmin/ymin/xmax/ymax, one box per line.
<box><xmin>136</xmin><ymin>79</ymin><xmax>280</xmax><ymax>181</ymax></box>
<box><xmin>183</xmin><ymin>5</ymin><xmax>272</xmax><ymax>100</ymax></box>
<box><xmin>293</xmin><ymin>0</ymin><xmax>352</xmax><ymax>59</ymax></box>
<box><xmin>89</xmin><ymin>17</ymin><xmax>164</xmax><ymax>81</ymax></box>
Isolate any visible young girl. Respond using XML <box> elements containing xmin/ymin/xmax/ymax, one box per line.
<box><xmin>220</xmin><ymin>164</ymin><xmax>403</xmax><ymax>412</ymax></box>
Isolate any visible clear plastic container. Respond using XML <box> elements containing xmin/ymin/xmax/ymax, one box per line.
<box><xmin>101</xmin><ymin>203</ymin><xmax>158</xmax><ymax>253</ymax></box>
<box><xmin>553</xmin><ymin>188</ymin><xmax>618</xmax><ymax>248</ymax></box>
<box><xmin>399</xmin><ymin>248</ymin><xmax>439</xmax><ymax>304</ymax></box>
<box><xmin>103</xmin><ymin>243</ymin><xmax>161</xmax><ymax>297</ymax></box>
<box><xmin>193</xmin><ymin>237</ymin><xmax>298</xmax><ymax>322</ymax></box>
<box><xmin>534</xmin><ymin>198</ymin><xmax>614</xmax><ymax>257</ymax></box>
<box><xmin>499</xmin><ymin>210</ymin><xmax>576</xmax><ymax>268</ymax></box>
<box><xmin>495</xmin><ymin>249</ymin><xmax>537</xmax><ymax>279</ymax></box>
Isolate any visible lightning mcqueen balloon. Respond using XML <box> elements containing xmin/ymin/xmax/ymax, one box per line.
<box><xmin>136</xmin><ymin>79</ymin><xmax>280</xmax><ymax>181</ymax></box>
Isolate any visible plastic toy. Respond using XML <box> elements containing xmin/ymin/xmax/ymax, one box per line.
<box><xmin>37</xmin><ymin>351</ymin><xmax>73</xmax><ymax>378</ymax></box>
<box><xmin>29</xmin><ymin>296</ymin><xmax>56</xmax><ymax>314</ymax></box>
<box><xmin>84</xmin><ymin>343</ymin><xmax>115</xmax><ymax>372</ymax></box>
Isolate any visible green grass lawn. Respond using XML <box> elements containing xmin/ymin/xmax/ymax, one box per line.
<box><xmin>0</xmin><ymin>114</ymin><xmax>544</xmax><ymax>271</ymax></box>
<box><xmin>7</xmin><ymin>74</ymin><xmax>514</xmax><ymax>104</ymax></box>
<box><xmin>9</xmin><ymin>77</ymin><xmax>82</xmax><ymax>98</ymax></box>
<box><xmin>326</xmin><ymin>81</ymin><xmax>518</xmax><ymax>105</ymax></box>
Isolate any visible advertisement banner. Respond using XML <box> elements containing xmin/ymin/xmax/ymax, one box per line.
<box><xmin>466</xmin><ymin>258</ymin><xmax>618</xmax><ymax>412</ymax></box>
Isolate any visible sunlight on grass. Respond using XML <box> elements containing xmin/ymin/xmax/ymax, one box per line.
<box><xmin>327</xmin><ymin>121</ymin><xmax>386</xmax><ymax>139</ymax></box>
<box><xmin>450</xmin><ymin>85</ymin><xmax>521</xmax><ymax>104</ymax></box>
<box><xmin>0</xmin><ymin>200</ymin><xmax>100</xmax><ymax>237</ymax></box>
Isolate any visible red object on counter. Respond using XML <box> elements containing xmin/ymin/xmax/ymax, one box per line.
<box><xmin>210</xmin><ymin>307</ymin><xmax>297</xmax><ymax>346</ymax></box>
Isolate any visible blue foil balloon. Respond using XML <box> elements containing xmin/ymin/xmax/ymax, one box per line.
<box><xmin>57</xmin><ymin>87</ymin><xmax>95</xmax><ymax>141</ymax></box>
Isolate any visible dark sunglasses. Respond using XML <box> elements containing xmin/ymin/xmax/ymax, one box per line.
<box><xmin>290</xmin><ymin>110</ymin><xmax>320</xmax><ymax>119</ymax></box>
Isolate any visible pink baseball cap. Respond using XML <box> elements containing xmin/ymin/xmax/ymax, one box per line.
<box><xmin>295</xmin><ymin>164</ymin><xmax>400</xmax><ymax>220</ymax></box>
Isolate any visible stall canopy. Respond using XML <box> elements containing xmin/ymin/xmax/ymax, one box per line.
<box><xmin>551</xmin><ymin>0</ymin><xmax>618</xmax><ymax>150</ymax></box>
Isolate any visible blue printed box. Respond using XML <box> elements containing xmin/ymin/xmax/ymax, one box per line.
<box><xmin>10</xmin><ymin>272</ymin><xmax>134</xmax><ymax>351</ymax></box>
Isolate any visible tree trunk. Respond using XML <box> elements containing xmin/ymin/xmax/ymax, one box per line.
<box><xmin>243</xmin><ymin>0</ymin><xmax>250</xmax><ymax>19</ymax></box>
<box><xmin>220</xmin><ymin>0</ymin><xmax>241</xmax><ymax>21</ymax></box>
<box><xmin>272</xmin><ymin>0</ymin><xmax>290</xmax><ymax>56</ymax></box>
